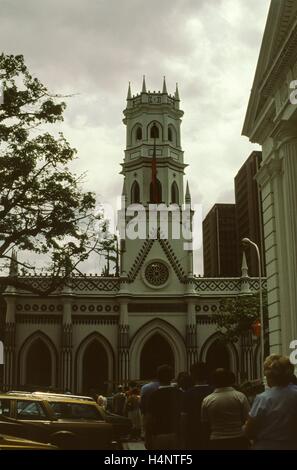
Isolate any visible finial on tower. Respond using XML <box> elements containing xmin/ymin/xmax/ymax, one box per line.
<box><xmin>121</xmin><ymin>180</ymin><xmax>127</xmax><ymax>199</ymax></box>
<box><xmin>142</xmin><ymin>75</ymin><xmax>147</xmax><ymax>93</ymax></box>
<box><xmin>185</xmin><ymin>181</ymin><xmax>191</xmax><ymax>203</ymax></box>
<box><xmin>127</xmin><ymin>82</ymin><xmax>132</xmax><ymax>100</ymax></box>
<box><xmin>241</xmin><ymin>250</ymin><xmax>249</xmax><ymax>278</ymax></box>
<box><xmin>9</xmin><ymin>249</ymin><xmax>18</xmax><ymax>277</ymax></box>
<box><xmin>162</xmin><ymin>76</ymin><xmax>167</xmax><ymax>94</ymax></box>
<box><xmin>175</xmin><ymin>82</ymin><xmax>180</xmax><ymax>100</ymax></box>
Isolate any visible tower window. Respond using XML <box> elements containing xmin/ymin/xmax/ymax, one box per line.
<box><xmin>168</xmin><ymin>127</ymin><xmax>173</xmax><ymax>142</ymax></box>
<box><xmin>171</xmin><ymin>181</ymin><xmax>179</xmax><ymax>204</ymax></box>
<box><xmin>131</xmin><ymin>181</ymin><xmax>140</xmax><ymax>203</ymax></box>
<box><xmin>136</xmin><ymin>127</ymin><xmax>142</xmax><ymax>140</ymax></box>
<box><xmin>150</xmin><ymin>124</ymin><xmax>159</xmax><ymax>139</ymax></box>
<box><xmin>150</xmin><ymin>179</ymin><xmax>162</xmax><ymax>203</ymax></box>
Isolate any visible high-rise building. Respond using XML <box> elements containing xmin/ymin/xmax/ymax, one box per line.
<box><xmin>235</xmin><ymin>151</ymin><xmax>265</xmax><ymax>277</ymax></box>
<box><xmin>203</xmin><ymin>203</ymin><xmax>238</xmax><ymax>277</ymax></box>
<box><xmin>203</xmin><ymin>151</ymin><xmax>265</xmax><ymax>278</ymax></box>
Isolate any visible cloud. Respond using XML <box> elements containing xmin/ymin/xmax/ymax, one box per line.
<box><xmin>0</xmin><ymin>0</ymin><xmax>270</xmax><ymax>274</ymax></box>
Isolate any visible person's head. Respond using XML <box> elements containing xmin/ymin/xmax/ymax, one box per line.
<box><xmin>128</xmin><ymin>381</ymin><xmax>137</xmax><ymax>390</ymax></box>
<box><xmin>156</xmin><ymin>364</ymin><xmax>174</xmax><ymax>386</ymax></box>
<box><xmin>211</xmin><ymin>368</ymin><xmax>235</xmax><ymax>388</ymax></box>
<box><xmin>117</xmin><ymin>385</ymin><xmax>123</xmax><ymax>393</ymax></box>
<box><xmin>176</xmin><ymin>372</ymin><xmax>192</xmax><ymax>391</ymax></box>
<box><xmin>264</xmin><ymin>355</ymin><xmax>294</xmax><ymax>387</ymax></box>
<box><xmin>190</xmin><ymin>362</ymin><xmax>209</xmax><ymax>384</ymax></box>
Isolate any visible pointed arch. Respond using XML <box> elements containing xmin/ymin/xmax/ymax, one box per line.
<box><xmin>150</xmin><ymin>179</ymin><xmax>162</xmax><ymax>203</ymax></box>
<box><xmin>131</xmin><ymin>123</ymin><xmax>143</xmax><ymax>144</ymax></box>
<box><xmin>148</xmin><ymin>121</ymin><xmax>162</xmax><ymax>140</ymax></box>
<box><xmin>200</xmin><ymin>332</ymin><xmax>239</xmax><ymax>377</ymax></box>
<box><xmin>18</xmin><ymin>331</ymin><xmax>58</xmax><ymax>389</ymax></box>
<box><xmin>131</xmin><ymin>180</ymin><xmax>140</xmax><ymax>204</ymax></box>
<box><xmin>129</xmin><ymin>319</ymin><xmax>187</xmax><ymax>379</ymax></box>
<box><xmin>171</xmin><ymin>181</ymin><xmax>179</xmax><ymax>204</ymax></box>
<box><xmin>136</xmin><ymin>126</ymin><xmax>142</xmax><ymax>141</ymax></box>
<box><xmin>75</xmin><ymin>332</ymin><xmax>115</xmax><ymax>394</ymax></box>
<box><xmin>140</xmin><ymin>333</ymin><xmax>174</xmax><ymax>380</ymax></box>
<box><xmin>168</xmin><ymin>125</ymin><xmax>176</xmax><ymax>144</ymax></box>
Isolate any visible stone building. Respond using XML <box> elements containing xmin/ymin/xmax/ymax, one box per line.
<box><xmin>2</xmin><ymin>79</ymin><xmax>263</xmax><ymax>394</ymax></box>
<box><xmin>243</xmin><ymin>0</ymin><xmax>297</xmax><ymax>357</ymax></box>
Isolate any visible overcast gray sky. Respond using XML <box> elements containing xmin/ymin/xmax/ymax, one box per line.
<box><xmin>0</xmin><ymin>0</ymin><xmax>270</xmax><ymax>274</ymax></box>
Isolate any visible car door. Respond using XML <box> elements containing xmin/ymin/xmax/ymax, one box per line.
<box><xmin>46</xmin><ymin>401</ymin><xmax>113</xmax><ymax>449</ymax></box>
<box><xmin>13</xmin><ymin>399</ymin><xmax>54</xmax><ymax>444</ymax></box>
<box><xmin>0</xmin><ymin>398</ymin><xmax>25</xmax><ymax>437</ymax></box>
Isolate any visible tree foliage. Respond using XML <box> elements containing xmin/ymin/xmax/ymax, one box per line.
<box><xmin>213</xmin><ymin>292</ymin><xmax>268</xmax><ymax>343</ymax></box>
<box><xmin>0</xmin><ymin>53</ymin><xmax>99</xmax><ymax>293</ymax></box>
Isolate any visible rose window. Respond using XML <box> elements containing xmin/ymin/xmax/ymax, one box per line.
<box><xmin>145</xmin><ymin>262</ymin><xmax>169</xmax><ymax>287</ymax></box>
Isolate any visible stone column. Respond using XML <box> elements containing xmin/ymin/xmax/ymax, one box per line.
<box><xmin>273</xmin><ymin>123</ymin><xmax>297</xmax><ymax>354</ymax></box>
<box><xmin>280</xmin><ymin>133</ymin><xmax>297</xmax><ymax>350</ymax></box>
<box><xmin>186</xmin><ymin>300</ymin><xmax>198</xmax><ymax>370</ymax></box>
<box><xmin>3</xmin><ymin>292</ymin><xmax>16</xmax><ymax>390</ymax></box>
<box><xmin>61</xmin><ymin>290</ymin><xmax>73</xmax><ymax>392</ymax></box>
<box><xmin>118</xmin><ymin>301</ymin><xmax>129</xmax><ymax>385</ymax></box>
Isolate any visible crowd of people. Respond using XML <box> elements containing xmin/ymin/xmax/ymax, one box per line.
<box><xmin>97</xmin><ymin>354</ymin><xmax>297</xmax><ymax>450</ymax></box>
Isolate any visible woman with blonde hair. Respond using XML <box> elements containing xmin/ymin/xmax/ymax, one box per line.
<box><xmin>244</xmin><ymin>354</ymin><xmax>297</xmax><ymax>449</ymax></box>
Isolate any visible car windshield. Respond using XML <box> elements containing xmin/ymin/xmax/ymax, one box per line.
<box><xmin>48</xmin><ymin>402</ymin><xmax>102</xmax><ymax>420</ymax></box>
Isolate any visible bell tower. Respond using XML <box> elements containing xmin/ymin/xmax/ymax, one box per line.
<box><xmin>119</xmin><ymin>77</ymin><xmax>194</xmax><ymax>282</ymax></box>
<box><xmin>122</xmin><ymin>76</ymin><xmax>186</xmax><ymax>206</ymax></box>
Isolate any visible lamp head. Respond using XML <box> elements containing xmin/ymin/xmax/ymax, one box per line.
<box><xmin>242</xmin><ymin>237</ymin><xmax>251</xmax><ymax>245</ymax></box>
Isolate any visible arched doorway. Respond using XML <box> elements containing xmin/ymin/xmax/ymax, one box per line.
<box><xmin>206</xmin><ymin>339</ymin><xmax>230</xmax><ymax>375</ymax></box>
<box><xmin>26</xmin><ymin>338</ymin><xmax>52</xmax><ymax>388</ymax></box>
<box><xmin>82</xmin><ymin>340</ymin><xmax>108</xmax><ymax>395</ymax></box>
<box><xmin>140</xmin><ymin>333</ymin><xmax>174</xmax><ymax>380</ymax></box>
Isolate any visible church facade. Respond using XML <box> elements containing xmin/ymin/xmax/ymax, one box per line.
<box><xmin>2</xmin><ymin>79</ymin><xmax>263</xmax><ymax>394</ymax></box>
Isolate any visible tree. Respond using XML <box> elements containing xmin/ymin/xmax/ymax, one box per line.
<box><xmin>213</xmin><ymin>292</ymin><xmax>268</xmax><ymax>343</ymax></box>
<box><xmin>93</xmin><ymin>216</ymin><xmax>120</xmax><ymax>277</ymax></box>
<box><xmin>0</xmin><ymin>53</ymin><xmax>99</xmax><ymax>294</ymax></box>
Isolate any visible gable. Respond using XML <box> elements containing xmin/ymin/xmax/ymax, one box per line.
<box><xmin>127</xmin><ymin>236</ymin><xmax>186</xmax><ymax>283</ymax></box>
<box><xmin>243</xmin><ymin>0</ymin><xmax>297</xmax><ymax>140</ymax></box>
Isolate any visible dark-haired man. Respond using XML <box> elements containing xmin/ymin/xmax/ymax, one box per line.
<box><xmin>145</xmin><ymin>364</ymin><xmax>182</xmax><ymax>450</ymax></box>
<box><xmin>181</xmin><ymin>362</ymin><xmax>213</xmax><ymax>449</ymax></box>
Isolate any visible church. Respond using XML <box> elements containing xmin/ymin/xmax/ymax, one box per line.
<box><xmin>2</xmin><ymin>79</ymin><xmax>263</xmax><ymax>394</ymax></box>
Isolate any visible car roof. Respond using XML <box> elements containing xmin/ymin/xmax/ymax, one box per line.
<box><xmin>1</xmin><ymin>392</ymin><xmax>96</xmax><ymax>405</ymax></box>
<box><xmin>31</xmin><ymin>392</ymin><xmax>95</xmax><ymax>402</ymax></box>
<box><xmin>0</xmin><ymin>393</ymin><xmax>44</xmax><ymax>401</ymax></box>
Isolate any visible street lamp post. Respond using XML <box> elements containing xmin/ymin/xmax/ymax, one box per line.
<box><xmin>242</xmin><ymin>238</ymin><xmax>265</xmax><ymax>383</ymax></box>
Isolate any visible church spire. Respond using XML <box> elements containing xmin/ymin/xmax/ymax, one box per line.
<box><xmin>175</xmin><ymin>82</ymin><xmax>180</xmax><ymax>101</ymax></box>
<box><xmin>185</xmin><ymin>181</ymin><xmax>191</xmax><ymax>203</ymax></box>
<box><xmin>162</xmin><ymin>76</ymin><xmax>167</xmax><ymax>94</ymax></box>
<box><xmin>9</xmin><ymin>249</ymin><xmax>18</xmax><ymax>277</ymax></box>
<box><xmin>241</xmin><ymin>250</ymin><xmax>249</xmax><ymax>278</ymax></box>
<box><xmin>142</xmin><ymin>75</ymin><xmax>147</xmax><ymax>93</ymax></box>
<box><xmin>127</xmin><ymin>82</ymin><xmax>132</xmax><ymax>100</ymax></box>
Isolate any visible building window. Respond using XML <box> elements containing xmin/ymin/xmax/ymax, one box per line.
<box><xmin>150</xmin><ymin>179</ymin><xmax>162</xmax><ymax>203</ymax></box>
<box><xmin>168</xmin><ymin>126</ymin><xmax>173</xmax><ymax>142</ymax></box>
<box><xmin>150</xmin><ymin>124</ymin><xmax>159</xmax><ymax>139</ymax></box>
<box><xmin>131</xmin><ymin>181</ymin><xmax>140</xmax><ymax>203</ymax></box>
<box><xmin>145</xmin><ymin>261</ymin><xmax>169</xmax><ymax>287</ymax></box>
<box><xmin>171</xmin><ymin>181</ymin><xmax>179</xmax><ymax>204</ymax></box>
<box><xmin>136</xmin><ymin>126</ymin><xmax>142</xmax><ymax>140</ymax></box>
